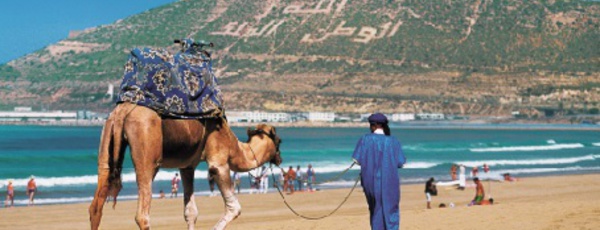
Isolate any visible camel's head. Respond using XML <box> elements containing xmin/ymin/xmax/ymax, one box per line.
<box><xmin>247</xmin><ymin>124</ymin><xmax>282</xmax><ymax>166</ymax></box>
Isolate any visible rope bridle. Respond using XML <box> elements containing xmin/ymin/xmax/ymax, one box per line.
<box><xmin>269</xmin><ymin>162</ymin><xmax>360</xmax><ymax>220</ymax></box>
<box><xmin>244</xmin><ymin>127</ymin><xmax>360</xmax><ymax>220</ymax></box>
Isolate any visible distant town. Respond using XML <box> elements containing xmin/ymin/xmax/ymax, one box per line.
<box><xmin>1</xmin><ymin>106</ymin><xmax>598</xmax><ymax>128</ymax></box>
<box><xmin>0</xmin><ymin>106</ymin><xmax>460</xmax><ymax>125</ymax></box>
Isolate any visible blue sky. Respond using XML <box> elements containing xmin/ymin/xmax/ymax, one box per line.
<box><xmin>0</xmin><ymin>0</ymin><xmax>176</xmax><ymax>64</ymax></box>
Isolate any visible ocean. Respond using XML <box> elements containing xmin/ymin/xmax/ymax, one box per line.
<box><xmin>0</xmin><ymin>125</ymin><xmax>599</xmax><ymax>206</ymax></box>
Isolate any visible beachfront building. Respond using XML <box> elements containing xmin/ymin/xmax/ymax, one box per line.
<box><xmin>305</xmin><ymin>112</ymin><xmax>336</xmax><ymax>122</ymax></box>
<box><xmin>416</xmin><ymin>113</ymin><xmax>445</xmax><ymax>120</ymax></box>
<box><xmin>391</xmin><ymin>113</ymin><xmax>416</xmax><ymax>122</ymax></box>
<box><xmin>227</xmin><ymin>111</ymin><xmax>291</xmax><ymax>122</ymax></box>
<box><xmin>0</xmin><ymin>107</ymin><xmax>77</xmax><ymax>122</ymax></box>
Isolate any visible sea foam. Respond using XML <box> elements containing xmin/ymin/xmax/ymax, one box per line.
<box><xmin>469</xmin><ymin>143</ymin><xmax>584</xmax><ymax>152</ymax></box>
<box><xmin>457</xmin><ymin>155</ymin><xmax>596</xmax><ymax>167</ymax></box>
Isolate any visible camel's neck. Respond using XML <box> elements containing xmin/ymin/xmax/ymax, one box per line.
<box><xmin>230</xmin><ymin>139</ymin><xmax>273</xmax><ymax>172</ymax></box>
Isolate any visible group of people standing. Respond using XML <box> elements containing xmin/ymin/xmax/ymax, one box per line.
<box><xmin>280</xmin><ymin>164</ymin><xmax>317</xmax><ymax>194</ymax></box>
<box><xmin>228</xmin><ymin>164</ymin><xmax>318</xmax><ymax>195</ymax></box>
<box><xmin>449</xmin><ymin>163</ymin><xmax>490</xmax><ymax>190</ymax></box>
<box><xmin>4</xmin><ymin>175</ymin><xmax>37</xmax><ymax>208</ymax></box>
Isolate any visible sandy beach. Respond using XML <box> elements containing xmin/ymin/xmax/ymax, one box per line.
<box><xmin>1</xmin><ymin>174</ymin><xmax>598</xmax><ymax>230</ymax></box>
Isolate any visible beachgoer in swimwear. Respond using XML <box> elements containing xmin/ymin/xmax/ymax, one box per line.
<box><xmin>171</xmin><ymin>173</ymin><xmax>180</xmax><ymax>198</ymax></box>
<box><xmin>284</xmin><ymin>166</ymin><xmax>296</xmax><ymax>194</ymax></box>
<box><xmin>27</xmin><ymin>175</ymin><xmax>37</xmax><ymax>206</ymax></box>
<box><xmin>472</xmin><ymin>177</ymin><xmax>485</xmax><ymax>205</ymax></box>
<box><xmin>450</xmin><ymin>164</ymin><xmax>457</xmax><ymax>181</ymax></box>
<box><xmin>471</xmin><ymin>166</ymin><xmax>479</xmax><ymax>177</ymax></box>
<box><xmin>5</xmin><ymin>180</ymin><xmax>14</xmax><ymax>208</ymax></box>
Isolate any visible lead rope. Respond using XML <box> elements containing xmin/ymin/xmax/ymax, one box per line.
<box><xmin>269</xmin><ymin>162</ymin><xmax>360</xmax><ymax>220</ymax></box>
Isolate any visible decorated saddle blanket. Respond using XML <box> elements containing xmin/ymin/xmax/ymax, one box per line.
<box><xmin>117</xmin><ymin>40</ymin><xmax>223</xmax><ymax>119</ymax></box>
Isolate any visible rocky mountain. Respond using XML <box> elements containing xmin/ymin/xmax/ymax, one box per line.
<box><xmin>1</xmin><ymin>0</ymin><xmax>599</xmax><ymax>117</ymax></box>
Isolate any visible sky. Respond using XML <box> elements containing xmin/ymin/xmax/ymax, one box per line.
<box><xmin>0</xmin><ymin>0</ymin><xmax>177</xmax><ymax>64</ymax></box>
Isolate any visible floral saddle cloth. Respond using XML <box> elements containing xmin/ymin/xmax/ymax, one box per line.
<box><xmin>117</xmin><ymin>39</ymin><xmax>223</xmax><ymax>119</ymax></box>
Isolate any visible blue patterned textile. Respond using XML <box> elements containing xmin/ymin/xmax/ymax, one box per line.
<box><xmin>117</xmin><ymin>39</ymin><xmax>223</xmax><ymax>119</ymax></box>
<box><xmin>352</xmin><ymin>133</ymin><xmax>406</xmax><ymax>230</ymax></box>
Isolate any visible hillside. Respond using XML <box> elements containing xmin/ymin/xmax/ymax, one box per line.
<box><xmin>1</xmin><ymin>0</ymin><xmax>599</xmax><ymax>117</ymax></box>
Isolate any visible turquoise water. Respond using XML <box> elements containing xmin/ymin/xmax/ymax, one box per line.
<box><xmin>0</xmin><ymin>125</ymin><xmax>599</xmax><ymax>206</ymax></box>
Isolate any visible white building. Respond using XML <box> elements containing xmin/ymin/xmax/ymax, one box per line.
<box><xmin>416</xmin><ymin>113</ymin><xmax>445</xmax><ymax>120</ymax></box>
<box><xmin>227</xmin><ymin>111</ymin><xmax>290</xmax><ymax>122</ymax></box>
<box><xmin>306</xmin><ymin>112</ymin><xmax>335</xmax><ymax>122</ymax></box>
<box><xmin>391</xmin><ymin>113</ymin><xmax>416</xmax><ymax>122</ymax></box>
<box><xmin>0</xmin><ymin>110</ymin><xmax>77</xmax><ymax>122</ymax></box>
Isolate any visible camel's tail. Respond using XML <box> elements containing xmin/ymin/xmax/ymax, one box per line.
<box><xmin>90</xmin><ymin>106</ymin><xmax>129</xmax><ymax>229</ymax></box>
<box><xmin>107</xmin><ymin>114</ymin><xmax>126</xmax><ymax>209</ymax></box>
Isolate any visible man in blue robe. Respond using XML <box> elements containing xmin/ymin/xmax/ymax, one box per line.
<box><xmin>352</xmin><ymin>113</ymin><xmax>406</xmax><ymax>230</ymax></box>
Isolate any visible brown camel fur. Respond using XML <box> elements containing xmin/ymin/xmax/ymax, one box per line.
<box><xmin>88</xmin><ymin>103</ymin><xmax>282</xmax><ymax>230</ymax></box>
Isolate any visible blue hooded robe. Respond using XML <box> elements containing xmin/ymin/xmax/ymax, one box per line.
<box><xmin>352</xmin><ymin>133</ymin><xmax>406</xmax><ymax>230</ymax></box>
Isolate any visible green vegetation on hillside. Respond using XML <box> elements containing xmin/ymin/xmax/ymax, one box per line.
<box><xmin>0</xmin><ymin>0</ymin><xmax>598</xmax><ymax>114</ymax></box>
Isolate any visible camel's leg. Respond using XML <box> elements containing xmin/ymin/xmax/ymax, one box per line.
<box><xmin>180</xmin><ymin>167</ymin><xmax>198</xmax><ymax>230</ymax></box>
<box><xmin>127</xmin><ymin>116</ymin><xmax>162</xmax><ymax>230</ymax></box>
<box><xmin>211</xmin><ymin>165</ymin><xmax>241</xmax><ymax>230</ymax></box>
<box><xmin>89</xmin><ymin>119</ymin><xmax>113</xmax><ymax>230</ymax></box>
<box><xmin>89</xmin><ymin>168</ymin><xmax>110</xmax><ymax>230</ymax></box>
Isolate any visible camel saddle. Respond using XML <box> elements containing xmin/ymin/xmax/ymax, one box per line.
<box><xmin>117</xmin><ymin>39</ymin><xmax>223</xmax><ymax>119</ymax></box>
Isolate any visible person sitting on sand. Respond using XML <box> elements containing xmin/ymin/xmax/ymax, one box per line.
<box><xmin>471</xmin><ymin>177</ymin><xmax>485</xmax><ymax>205</ymax></box>
<box><xmin>503</xmin><ymin>173</ymin><xmax>518</xmax><ymax>182</ymax></box>
<box><xmin>159</xmin><ymin>190</ymin><xmax>165</xmax><ymax>199</ymax></box>
<box><xmin>480</xmin><ymin>198</ymin><xmax>494</xmax><ymax>205</ymax></box>
<box><xmin>5</xmin><ymin>180</ymin><xmax>14</xmax><ymax>208</ymax></box>
<box><xmin>27</xmin><ymin>175</ymin><xmax>37</xmax><ymax>206</ymax></box>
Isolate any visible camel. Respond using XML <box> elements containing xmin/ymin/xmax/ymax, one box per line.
<box><xmin>88</xmin><ymin>103</ymin><xmax>282</xmax><ymax>230</ymax></box>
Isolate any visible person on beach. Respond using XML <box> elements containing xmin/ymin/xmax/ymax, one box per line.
<box><xmin>503</xmin><ymin>173</ymin><xmax>518</xmax><ymax>182</ymax></box>
<box><xmin>231</xmin><ymin>172</ymin><xmax>241</xmax><ymax>194</ymax></box>
<box><xmin>171</xmin><ymin>173</ymin><xmax>180</xmax><ymax>198</ymax></box>
<box><xmin>259</xmin><ymin>166</ymin><xmax>270</xmax><ymax>194</ymax></box>
<box><xmin>306</xmin><ymin>164</ymin><xmax>316</xmax><ymax>192</ymax></box>
<box><xmin>208</xmin><ymin>172</ymin><xmax>216</xmax><ymax>197</ymax></box>
<box><xmin>295</xmin><ymin>165</ymin><xmax>303</xmax><ymax>192</ymax></box>
<box><xmin>352</xmin><ymin>113</ymin><xmax>407</xmax><ymax>230</ymax></box>
<box><xmin>284</xmin><ymin>166</ymin><xmax>296</xmax><ymax>194</ymax></box>
<box><xmin>480</xmin><ymin>198</ymin><xmax>494</xmax><ymax>205</ymax></box>
<box><xmin>27</xmin><ymin>175</ymin><xmax>37</xmax><ymax>206</ymax></box>
<box><xmin>278</xmin><ymin>171</ymin><xmax>285</xmax><ymax>190</ymax></box>
<box><xmin>471</xmin><ymin>166</ymin><xmax>479</xmax><ymax>177</ymax></box>
<box><xmin>471</xmin><ymin>177</ymin><xmax>485</xmax><ymax>205</ymax></box>
<box><xmin>5</xmin><ymin>180</ymin><xmax>14</xmax><ymax>208</ymax></box>
<box><xmin>450</xmin><ymin>164</ymin><xmax>457</xmax><ymax>181</ymax></box>
<box><xmin>159</xmin><ymin>190</ymin><xmax>165</xmax><ymax>199</ymax></box>
<box><xmin>425</xmin><ymin>177</ymin><xmax>437</xmax><ymax>209</ymax></box>
<box><xmin>483</xmin><ymin>163</ymin><xmax>490</xmax><ymax>173</ymax></box>
<box><xmin>458</xmin><ymin>164</ymin><xmax>466</xmax><ymax>190</ymax></box>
